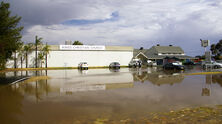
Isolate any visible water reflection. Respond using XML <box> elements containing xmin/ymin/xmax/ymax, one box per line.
<box><xmin>200</xmin><ymin>74</ymin><xmax>222</xmax><ymax>97</ymax></box>
<box><xmin>133</xmin><ymin>68</ymin><xmax>185</xmax><ymax>86</ymax></box>
<box><xmin>212</xmin><ymin>74</ymin><xmax>222</xmax><ymax>87</ymax></box>
<box><xmin>0</xmin><ymin>85</ymin><xmax>23</xmax><ymax>124</ymax></box>
<box><xmin>1</xmin><ymin>69</ymin><xmax>222</xmax><ymax>123</ymax></box>
<box><xmin>202</xmin><ymin>75</ymin><xmax>212</xmax><ymax>96</ymax></box>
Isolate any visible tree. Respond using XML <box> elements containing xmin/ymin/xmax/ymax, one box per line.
<box><xmin>210</xmin><ymin>39</ymin><xmax>222</xmax><ymax>60</ymax></box>
<box><xmin>42</xmin><ymin>43</ymin><xmax>50</xmax><ymax>68</ymax></box>
<box><xmin>24</xmin><ymin>43</ymin><xmax>33</xmax><ymax>68</ymax></box>
<box><xmin>17</xmin><ymin>42</ymin><xmax>24</xmax><ymax>68</ymax></box>
<box><xmin>13</xmin><ymin>33</ymin><xmax>23</xmax><ymax>69</ymax></box>
<box><xmin>38</xmin><ymin>52</ymin><xmax>44</xmax><ymax>68</ymax></box>
<box><xmin>73</xmin><ymin>41</ymin><xmax>83</xmax><ymax>45</ymax></box>
<box><xmin>35</xmin><ymin>36</ymin><xmax>43</xmax><ymax>68</ymax></box>
<box><xmin>0</xmin><ymin>2</ymin><xmax>23</xmax><ymax>69</ymax></box>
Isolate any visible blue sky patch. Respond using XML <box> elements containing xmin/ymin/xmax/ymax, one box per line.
<box><xmin>62</xmin><ymin>11</ymin><xmax>119</xmax><ymax>25</ymax></box>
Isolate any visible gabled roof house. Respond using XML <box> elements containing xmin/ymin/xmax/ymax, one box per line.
<box><xmin>133</xmin><ymin>45</ymin><xmax>194</xmax><ymax>65</ymax></box>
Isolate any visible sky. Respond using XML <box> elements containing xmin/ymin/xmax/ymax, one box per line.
<box><xmin>4</xmin><ymin>0</ymin><xmax>222</xmax><ymax>56</ymax></box>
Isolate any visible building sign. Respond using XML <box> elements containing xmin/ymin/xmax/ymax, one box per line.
<box><xmin>59</xmin><ymin>45</ymin><xmax>105</xmax><ymax>51</ymax></box>
<box><xmin>201</xmin><ymin>40</ymin><xmax>209</xmax><ymax>47</ymax></box>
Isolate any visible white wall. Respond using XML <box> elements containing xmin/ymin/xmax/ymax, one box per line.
<box><xmin>48</xmin><ymin>51</ymin><xmax>133</xmax><ymax>67</ymax></box>
<box><xmin>6</xmin><ymin>50</ymin><xmax>133</xmax><ymax>68</ymax></box>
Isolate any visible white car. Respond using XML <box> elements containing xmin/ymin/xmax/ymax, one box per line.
<box><xmin>147</xmin><ymin>60</ymin><xmax>157</xmax><ymax>66</ymax></box>
<box><xmin>78</xmin><ymin>62</ymin><xmax>88</xmax><ymax>70</ymax></box>
<box><xmin>202</xmin><ymin>61</ymin><xmax>222</xmax><ymax>69</ymax></box>
<box><xmin>129</xmin><ymin>59</ymin><xmax>142</xmax><ymax>68</ymax></box>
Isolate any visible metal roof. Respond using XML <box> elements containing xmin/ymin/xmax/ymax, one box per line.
<box><xmin>133</xmin><ymin>46</ymin><xmax>194</xmax><ymax>60</ymax></box>
<box><xmin>146</xmin><ymin>54</ymin><xmax>195</xmax><ymax>59</ymax></box>
<box><xmin>152</xmin><ymin>46</ymin><xmax>184</xmax><ymax>54</ymax></box>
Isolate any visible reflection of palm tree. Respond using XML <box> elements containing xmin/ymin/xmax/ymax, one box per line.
<box><xmin>22</xmin><ymin>79</ymin><xmax>51</xmax><ymax>102</ymax></box>
<box><xmin>24</xmin><ymin>43</ymin><xmax>33</xmax><ymax>68</ymax></box>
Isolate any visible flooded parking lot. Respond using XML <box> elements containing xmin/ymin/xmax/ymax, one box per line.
<box><xmin>1</xmin><ymin>66</ymin><xmax>222</xmax><ymax>124</ymax></box>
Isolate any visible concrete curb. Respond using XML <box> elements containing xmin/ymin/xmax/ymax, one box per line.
<box><xmin>10</xmin><ymin>77</ymin><xmax>30</xmax><ymax>85</ymax></box>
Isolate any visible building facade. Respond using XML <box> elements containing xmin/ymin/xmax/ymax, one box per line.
<box><xmin>133</xmin><ymin>45</ymin><xmax>194</xmax><ymax>65</ymax></box>
<box><xmin>6</xmin><ymin>45</ymin><xmax>133</xmax><ymax>68</ymax></box>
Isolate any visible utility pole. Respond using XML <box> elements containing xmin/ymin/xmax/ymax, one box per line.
<box><xmin>200</xmin><ymin>39</ymin><xmax>211</xmax><ymax>61</ymax></box>
<box><xmin>35</xmin><ymin>36</ymin><xmax>37</xmax><ymax>68</ymax></box>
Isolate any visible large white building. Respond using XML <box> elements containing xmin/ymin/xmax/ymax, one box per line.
<box><xmin>7</xmin><ymin>45</ymin><xmax>133</xmax><ymax>68</ymax></box>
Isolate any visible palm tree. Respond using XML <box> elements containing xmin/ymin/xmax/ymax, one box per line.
<box><xmin>38</xmin><ymin>52</ymin><xmax>44</xmax><ymax>68</ymax></box>
<box><xmin>42</xmin><ymin>43</ymin><xmax>50</xmax><ymax>68</ymax></box>
<box><xmin>17</xmin><ymin>44</ymin><xmax>24</xmax><ymax>68</ymax></box>
<box><xmin>14</xmin><ymin>42</ymin><xmax>23</xmax><ymax>68</ymax></box>
<box><xmin>35</xmin><ymin>36</ymin><xmax>43</xmax><ymax>68</ymax></box>
<box><xmin>23</xmin><ymin>43</ymin><xmax>33</xmax><ymax>68</ymax></box>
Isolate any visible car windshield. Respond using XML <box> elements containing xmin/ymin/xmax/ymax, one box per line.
<box><xmin>114</xmin><ymin>62</ymin><xmax>119</xmax><ymax>65</ymax></box>
<box><xmin>172</xmin><ymin>62</ymin><xmax>180</xmax><ymax>65</ymax></box>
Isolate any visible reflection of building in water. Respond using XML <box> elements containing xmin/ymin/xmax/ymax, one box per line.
<box><xmin>133</xmin><ymin>70</ymin><xmax>184</xmax><ymax>86</ymax></box>
<box><xmin>9</xmin><ymin>71</ymin><xmax>134</xmax><ymax>101</ymax></box>
<box><xmin>60</xmin><ymin>83</ymin><xmax>134</xmax><ymax>93</ymax></box>
<box><xmin>147</xmin><ymin>73</ymin><xmax>184</xmax><ymax>86</ymax></box>
<box><xmin>60</xmin><ymin>72</ymin><xmax>134</xmax><ymax>93</ymax></box>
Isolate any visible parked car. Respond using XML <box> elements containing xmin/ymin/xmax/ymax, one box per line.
<box><xmin>163</xmin><ymin>62</ymin><xmax>185</xmax><ymax>70</ymax></box>
<box><xmin>128</xmin><ymin>59</ymin><xmax>142</xmax><ymax>68</ymax></box>
<box><xmin>202</xmin><ymin>61</ymin><xmax>222</xmax><ymax>69</ymax></box>
<box><xmin>78</xmin><ymin>62</ymin><xmax>88</xmax><ymax>70</ymax></box>
<box><xmin>194</xmin><ymin>61</ymin><xmax>202</xmax><ymax>65</ymax></box>
<box><xmin>216</xmin><ymin>60</ymin><xmax>222</xmax><ymax>63</ymax></box>
<box><xmin>109</xmin><ymin>62</ymin><xmax>120</xmax><ymax>69</ymax></box>
<box><xmin>183</xmin><ymin>61</ymin><xmax>194</xmax><ymax>65</ymax></box>
<box><xmin>147</xmin><ymin>60</ymin><xmax>157</xmax><ymax>66</ymax></box>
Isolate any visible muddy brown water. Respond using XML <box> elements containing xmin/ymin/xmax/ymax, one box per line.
<box><xmin>1</xmin><ymin>67</ymin><xmax>222</xmax><ymax>124</ymax></box>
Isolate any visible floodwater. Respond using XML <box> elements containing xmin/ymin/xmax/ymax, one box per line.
<box><xmin>1</xmin><ymin>66</ymin><xmax>222</xmax><ymax>124</ymax></box>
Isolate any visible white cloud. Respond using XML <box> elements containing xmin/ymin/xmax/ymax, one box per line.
<box><xmin>9</xmin><ymin>0</ymin><xmax>222</xmax><ymax>56</ymax></box>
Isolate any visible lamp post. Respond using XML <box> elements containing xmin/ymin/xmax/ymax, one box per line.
<box><xmin>200</xmin><ymin>39</ymin><xmax>211</xmax><ymax>61</ymax></box>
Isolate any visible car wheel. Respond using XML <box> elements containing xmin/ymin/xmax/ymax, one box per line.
<box><xmin>203</xmin><ymin>65</ymin><xmax>206</xmax><ymax>68</ymax></box>
<box><xmin>214</xmin><ymin>65</ymin><xmax>218</xmax><ymax>69</ymax></box>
